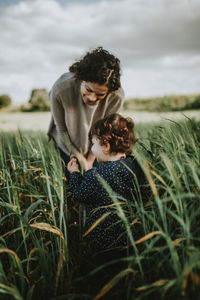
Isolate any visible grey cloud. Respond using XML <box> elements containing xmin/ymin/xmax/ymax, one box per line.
<box><xmin>103</xmin><ymin>2</ymin><xmax>200</xmax><ymax>65</ymax></box>
<box><xmin>0</xmin><ymin>0</ymin><xmax>200</xmax><ymax>102</ymax></box>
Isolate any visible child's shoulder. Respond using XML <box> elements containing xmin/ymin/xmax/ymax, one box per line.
<box><xmin>123</xmin><ymin>155</ymin><xmax>139</xmax><ymax>167</ymax></box>
<box><xmin>95</xmin><ymin>157</ymin><xmax>133</xmax><ymax>176</ymax></box>
<box><xmin>120</xmin><ymin>155</ymin><xmax>145</xmax><ymax>176</ymax></box>
<box><xmin>94</xmin><ymin>161</ymin><xmax>119</xmax><ymax>178</ymax></box>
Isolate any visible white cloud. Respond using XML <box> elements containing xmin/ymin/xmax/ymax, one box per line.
<box><xmin>0</xmin><ymin>0</ymin><xmax>200</xmax><ymax>102</ymax></box>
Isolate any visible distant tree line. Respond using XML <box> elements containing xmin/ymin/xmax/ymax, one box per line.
<box><xmin>1</xmin><ymin>90</ymin><xmax>200</xmax><ymax>112</ymax></box>
<box><xmin>0</xmin><ymin>89</ymin><xmax>50</xmax><ymax>112</ymax></box>
<box><xmin>124</xmin><ymin>93</ymin><xmax>200</xmax><ymax>112</ymax></box>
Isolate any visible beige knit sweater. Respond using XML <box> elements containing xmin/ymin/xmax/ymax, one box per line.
<box><xmin>47</xmin><ymin>72</ymin><xmax>125</xmax><ymax>156</ymax></box>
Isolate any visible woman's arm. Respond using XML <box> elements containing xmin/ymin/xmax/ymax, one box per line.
<box><xmin>50</xmin><ymin>90</ymin><xmax>79</xmax><ymax>155</ymax></box>
<box><xmin>104</xmin><ymin>88</ymin><xmax>125</xmax><ymax>116</ymax></box>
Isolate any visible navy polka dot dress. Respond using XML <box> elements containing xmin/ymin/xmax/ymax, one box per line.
<box><xmin>69</xmin><ymin>156</ymin><xmax>151</xmax><ymax>250</ymax></box>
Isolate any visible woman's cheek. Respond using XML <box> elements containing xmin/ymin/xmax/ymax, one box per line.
<box><xmin>91</xmin><ymin>145</ymin><xmax>95</xmax><ymax>155</ymax></box>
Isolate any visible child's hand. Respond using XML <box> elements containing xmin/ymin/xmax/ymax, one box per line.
<box><xmin>67</xmin><ymin>158</ymin><xmax>80</xmax><ymax>173</ymax></box>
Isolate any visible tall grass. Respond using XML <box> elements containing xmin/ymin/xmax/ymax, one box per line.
<box><xmin>0</xmin><ymin>118</ymin><xmax>200</xmax><ymax>300</ymax></box>
<box><xmin>0</xmin><ymin>131</ymin><xmax>68</xmax><ymax>299</ymax></box>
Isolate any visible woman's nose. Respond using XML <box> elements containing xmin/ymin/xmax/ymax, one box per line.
<box><xmin>88</xmin><ymin>93</ymin><xmax>97</xmax><ymax>101</ymax></box>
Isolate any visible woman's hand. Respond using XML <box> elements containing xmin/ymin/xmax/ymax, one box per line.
<box><xmin>76</xmin><ymin>152</ymin><xmax>95</xmax><ymax>171</ymax></box>
<box><xmin>67</xmin><ymin>158</ymin><xmax>80</xmax><ymax>173</ymax></box>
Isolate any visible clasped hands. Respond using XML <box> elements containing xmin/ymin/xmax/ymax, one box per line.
<box><xmin>67</xmin><ymin>153</ymin><xmax>95</xmax><ymax>174</ymax></box>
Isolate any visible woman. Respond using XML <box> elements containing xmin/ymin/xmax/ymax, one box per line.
<box><xmin>47</xmin><ymin>47</ymin><xmax>125</xmax><ymax>178</ymax></box>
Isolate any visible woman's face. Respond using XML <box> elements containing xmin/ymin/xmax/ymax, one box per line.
<box><xmin>80</xmin><ymin>81</ymin><xmax>108</xmax><ymax>106</ymax></box>
<box><xmin>91</xmin><ymin>136</ymin><xmax>109</xmax><ymax>162</ymax></box>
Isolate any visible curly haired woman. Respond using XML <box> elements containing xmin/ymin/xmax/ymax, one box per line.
<box><xmin>47</xmin><ymin>47</ymin><xmax>125</xmax><ymax>177</ymax></box>
<box><xmin>67</xmin><ymin>113</ymin><xmax>151</xmax><ymax>251</ymax></box>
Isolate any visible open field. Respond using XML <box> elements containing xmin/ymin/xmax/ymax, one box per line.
<box><xmin>0</xmin><ymin>110</ymin><xmax>200</xmax><ymax>131</ymax></box>
<box><xmin>0</xmin><ymin>118</ymin><xmax>200</xmax><ymax>299</ymax></box>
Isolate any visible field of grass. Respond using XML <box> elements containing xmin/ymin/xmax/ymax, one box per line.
<box><xmin>0</xmin><ymin>118</ymin><xmax>200</xmax><ymax>300</ymax></box>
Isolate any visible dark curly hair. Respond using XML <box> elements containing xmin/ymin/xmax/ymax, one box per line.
<box><xmin>89</xmin><ymin>113</ymin><xmax>138</xmax><ymax>155</ymax></box>
<box><xmin>69</xmin><ymin>47</ymin><xmax>121</xmax><ymax>92</ymax></box>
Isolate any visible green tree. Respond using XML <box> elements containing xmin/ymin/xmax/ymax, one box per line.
<box><xmin>28</xmin><ymin>89</ymin><xmax>50</xmax><ymax>111</ymax></box>
<box><xmin>0</xmin><ymin>94</ymin><xmax>12</xmax><ymax>109</ymax></box>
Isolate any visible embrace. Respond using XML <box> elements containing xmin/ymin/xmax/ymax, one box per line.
<box><xmin>47</xmin><ymin>47</ymin><xmax>151</xmax><ymax>251</ymax></box>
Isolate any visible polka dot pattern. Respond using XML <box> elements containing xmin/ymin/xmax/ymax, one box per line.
<box><xmin>69</xmin><ymin>156</ymin><xmax>151</xmax><ymax>250</ymax></box>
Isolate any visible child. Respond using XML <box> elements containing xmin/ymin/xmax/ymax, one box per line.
<box><xmin>67</xmin><ymin>113</ymin><xmax>150</xmax><ymax>251</ymax></box>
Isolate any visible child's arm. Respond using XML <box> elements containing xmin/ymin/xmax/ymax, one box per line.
<box><xmin>75</xmin><ymin>153</ymin><xmax>95</xmax><ymax>171</ymax></box>
<box><xmin>85</xmin><ymin>151</ymin><xmax>96</xmax><ymax>170</ymax></box>
<box><xmin>68</xmin><ymin>168</ymin><xmax>100</xmax><ymax>203</ymax></box>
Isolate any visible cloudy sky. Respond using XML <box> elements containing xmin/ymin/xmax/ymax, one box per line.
<box><xmin>0</xmin><ymin>0</ymin><xmax>200</xmax><ymax>103</ymax></box>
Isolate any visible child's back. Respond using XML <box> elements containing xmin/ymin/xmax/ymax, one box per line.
<box><xmin>69</xmin><ymin>155</ymin><xmax>150</xmax><ymax>250</ymax></box>
<box><xmin>67</xmin><ymin>113</ymin><xmax>151</xmax><ymax>251</ymax></box>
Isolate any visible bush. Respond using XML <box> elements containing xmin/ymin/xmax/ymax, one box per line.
<box><xmin>184</xmin><ymin>95</ymin><xmax>200</xmax><ymax>110</ymax></box>
<box><xmin>0</xmin><ymin>94</ymin><xmax>12</xmax><ymax>109</ymax></box>
<box><xmin>21</xmin><ymin>89</ymin><xmax>50</xmax><ymax>112</ymax></box>
<box><xmin>29</xmin><ymin>89</ymin><xmax>50</xmax><ymax>111</ymax></box>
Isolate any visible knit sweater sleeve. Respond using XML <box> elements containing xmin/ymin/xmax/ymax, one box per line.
<box><xmin>104</xmin><ymin>87</ymin><xmax>125</xmax><ymax>116</ymax></box>
<box><xmin>49</xmin><ymin>89</ymin><xmax>79</xmax><ymax>155</ymax></box>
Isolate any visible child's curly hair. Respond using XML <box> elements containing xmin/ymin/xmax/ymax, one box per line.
<box><xmin>89</xmin><ymin>113</ymin><xmax>138</xmax><ymax>155</ymax></box>
<box><xmin>69</xmin><ymin>46</ymin><xmax>121</xmax><ymax>92</ymax></box>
